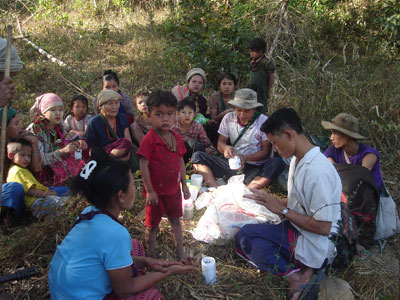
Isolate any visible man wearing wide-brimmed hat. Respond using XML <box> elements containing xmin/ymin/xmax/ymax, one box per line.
<box><xmin>191</xmin><ymin>88</ymin><xmax>285</xmax><ymax>189</ymax></box>
<box><xmin>321</xmin><ymin>112</ymin><xmax>383</xmax><ymax>192</ymax></box>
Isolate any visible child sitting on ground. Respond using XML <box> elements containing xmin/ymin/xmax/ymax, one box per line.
<box><xmin>64</xmin><ymin>94</ymin><xmax>93</xmax><ymax>138</ymax></box>
<box><xmin>208</xmin><ymin>72</ymin><xmax>237</xmax><ymax>122</ymax></box>
<box><xmin>6</xmin><ymin>139</ymin><xmax>70</xmax><ymax>218</ymax></box>
<box><xmin>131</xmin><ymin>90</ymin><xmax>152</xmax><ymax>146</ymax></box>
<box><xmin>137</xmin><ymin>91</ymin><xmax>190</xmax><ymax>259</ymax></box>
<box><xmin>172</xmin><ymin>97</ymin><xmax>216</xmax><ymax>163</ymax></box>
<box><xmin>171</xmin><ymin>67</ymin><xmax>209</xmax><ymax>117</ymax></box>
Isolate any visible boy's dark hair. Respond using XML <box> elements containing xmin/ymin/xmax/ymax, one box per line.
<box><xmin>217</xmin><ymin>72</ymin><xmax>237</xmax><ymax>87</ymax></box>
<box><xmin>70</xmin><ymin>94</ymin><xmax>89</xmax><ymax>111</ymax></box>
<box><xmin>177</xmin><ymin>97</ymin><xmax>196</xmax><ymax>112</ymax></box>
<box><xmin>146</xmin><ymin>90</ymin><xmax>177</xmax><ymax>112</ymax></box>
<box><xmin>71</xmin><ymin>147</ymin><xmax>131</xmax><ymax>211</ymax></box>
<box><xmin>261</xmin><ymin>108</ymin><xmax>303</xmax><ymax>135</ymax></box>
<box><xmin>102</xmin><ymin>70</ymin><xmax>119</xmax><ymax>86</ymax></box>
<box><xmin>249</xmin><ymin>37</ymin><xmax>266</xmax><ymax>53</ymax></box>
<box><xmin>7</xmin><ymin>138</ymin><xmax>32</xmax><ymax>155</ymax></box>
<box><xmin>136</xmin><ymin>90</ymin><xmax>150</xmax><ymax>98</ymax></box>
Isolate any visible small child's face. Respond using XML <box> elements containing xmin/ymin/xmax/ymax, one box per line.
<box><xmin>178</xmin><ymin>106</ymin><xmax>195</xmax><ymax>125</ymax></box>
<box><xmin>149</xmin><ymin>104</ymin><xmax>176</xmax><ymax>133</ymax></box>
<box><xmin>12</xmin><ymin>146</ymin><xmax>32</xmax><ymax>168</ymax></box>
<box><xmin>220</xmin><ymin>78</ymin><xmax>235</xmax><ymax>96</ymax></box>
<box><xmin>249</xmin><ymin>49</ymin><xmax>263</xmax><ymax>60</ymax></box>
<box><xmin>187</xmin><ymin>75</ymin><xmax>204</xmax><ymax>94</ymax></box>
<box><xmin>44</xmin><ymin>106</ymin><xmax>64</xmax><ymax>125</ymax></box>
<box><xmin>103</xmin><ymin>79</ymin><xmax>119</xmax><ymax>92</ymax></box>
<box><xmin>136</xmin><ymin>95</ymin><xmax>148</xmax><ymax>113</ymax></box>
<box><xmin>71</xmin><ymin>100</ymin><xmax>87</xmax><ymax>120</ymax></box>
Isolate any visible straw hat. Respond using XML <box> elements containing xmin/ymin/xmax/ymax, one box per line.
<box><xmin>228</xmin><ymin>88</ymin><xmax>263</xmax><ymax>109</ymax></box>
<box><xmin>321</xmin><ymin>113</ymin><xmax>366</xmax><ymax>139</ymax></box>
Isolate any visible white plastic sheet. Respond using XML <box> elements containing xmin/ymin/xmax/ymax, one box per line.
<box><xmin>192</xmin><ymin>175</ymin><xmax>281</xmax><ymax>244</ymax></box>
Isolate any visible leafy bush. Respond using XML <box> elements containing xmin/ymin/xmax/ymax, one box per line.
<box><xmin>161</xmin><ymin>1</ymin><xmax>261</xmax><ymax>87</ymax></box>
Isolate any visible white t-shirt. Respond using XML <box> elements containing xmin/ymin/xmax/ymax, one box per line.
<box><xmin>64</xmin><ymin>114</ymin><xmax>93</xmax><ymax>133</ymax></box>
<box><xmin>287</xmin><ymin>147</ymin><xmax>341</xmax><ymax>269</ymax></box>
<box><xmin>218</xmin><ymin>112</ymin><xmax>268</xmax><ymax>166</ymax></box>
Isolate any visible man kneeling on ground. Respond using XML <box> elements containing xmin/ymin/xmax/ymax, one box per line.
<box><xmin>235</xmin><ymin>108</ymin><xmax>341</xmax><ymax>300</ymax></box>
<box><xmin>191</xmin><ymin>88</ymin><xmax>285</xmax><ymax>189</ymax></box>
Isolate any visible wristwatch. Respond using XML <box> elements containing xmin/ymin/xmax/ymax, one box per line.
<box><xmin>281</xmin><ymin>208</ymin><xmax>289</xmax><ymax>216</ymax></box>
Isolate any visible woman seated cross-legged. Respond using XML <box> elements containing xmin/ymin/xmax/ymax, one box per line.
<box><xmin>48</xmin><ymin>149</ymin><xmax>195</xmax><ymax>300</ymax></box>
<box><xmin>85</xmin><ymin>90</ymin><xmax>139</xmax><ymax>171</ymax></box>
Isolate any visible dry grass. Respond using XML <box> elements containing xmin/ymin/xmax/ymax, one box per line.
<box><xmin>1</xmin><ymin>184</ymin><xmax>399</xmax><ymax>299</ymax></box>
<box><xmin>1</xmin><ymin>2</ymin><xmax>399</xmax><ymax>299</ymax></box>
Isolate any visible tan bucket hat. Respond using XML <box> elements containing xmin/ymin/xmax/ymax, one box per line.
<box><xmin>228</xmin><ymin>88</ymin><xmax>263</xmax><ymax>109</ymax></box>
<box><xmin>97</xmin><ymin>90</ymin><xmax>121</xmax><ymax>107</ymax></box>
<box><xmin>321</xmin><ymin>113</ymin><xmax>366</xmax><ymax>139</ymax></box>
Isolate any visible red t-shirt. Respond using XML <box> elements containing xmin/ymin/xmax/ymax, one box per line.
<box><xmin>137</xmin><ymin>128</ymin><xmax>186</xmax><ymax>195</ymax></box>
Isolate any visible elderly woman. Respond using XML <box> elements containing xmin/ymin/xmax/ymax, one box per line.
<box><xmin>321</xmin><ymin>113</ymin><xmax>383</xmax><ymax>192</ymax></box>
<box><xmin>85</xmin><ymin>90</ymin><xmax>137</xmax><ymax>167</ymax></box>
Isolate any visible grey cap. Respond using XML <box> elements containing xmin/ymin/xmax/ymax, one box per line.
<box><xmin>228</xmin><ymin>88</ymin><xmax>263</xmax><ymax>109</ymax></box>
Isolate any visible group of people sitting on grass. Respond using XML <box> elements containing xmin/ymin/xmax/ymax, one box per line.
<box><xmin>0</xmin><ymin>35</ymin><xmax>388</xmax><ymax>300</ymax></box>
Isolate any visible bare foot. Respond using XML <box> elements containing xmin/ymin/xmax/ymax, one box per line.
<box><xmin>287</xmin><ymin>267</ymin><xmax>314</xmax><ymax>300</ymax></box>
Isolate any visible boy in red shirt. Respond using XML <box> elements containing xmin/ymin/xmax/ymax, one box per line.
<box><xmin>137</xmin><ymin>90</ymin><xmax>191</xmax><ymax>259</ymax></box>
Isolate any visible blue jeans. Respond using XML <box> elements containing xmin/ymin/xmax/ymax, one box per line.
<box><xmin>191</xmin><ymin>151</ymin><xmax>285</xmax><ymax>185</ymax></box>
<box><xmin>1</xmin><ymin>182</ymin><xmax>25</xmax><ymax>215</ymax></box>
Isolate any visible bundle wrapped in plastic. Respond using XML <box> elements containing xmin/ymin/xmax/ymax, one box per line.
<box><xmin>192</xmin><ymin>175</ymin><xmax>281</xmax><ymax>244</ymax></box>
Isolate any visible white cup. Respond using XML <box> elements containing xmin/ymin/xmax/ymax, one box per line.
<box><xmin>182</xmin><ymin>199</ymin><xmax>194</xmax><ymax>220</ymax></box>
<box><xmin>201</xmin><ymin>256</ymin><xmax>216</xmax><ymax>284</ymax></box>
<box><xmin>190</xmin><ymin>174</ymin><xmax>203</xmax><ymax>188</ymax></box>
<box><xmin>229</xmin><ymin>156</ymin><xmax>241</xmax><ymax>170</ymax></box>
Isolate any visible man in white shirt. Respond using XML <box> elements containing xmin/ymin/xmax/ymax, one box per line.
<box><xmin>191</xmin><ymin>88</ymin><xmax>285</xmax><ymax>189</ymax></box>
<box><xmin>235</xmin><ymin>108</ymin><xmax>341</xmax><ymax>300</ymax></box>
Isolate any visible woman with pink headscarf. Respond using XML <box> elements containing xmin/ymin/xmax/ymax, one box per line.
<box><xmin>27</xmin><ymin>93</ymin><xmax>87</xmax><ymax>186</ymax></box>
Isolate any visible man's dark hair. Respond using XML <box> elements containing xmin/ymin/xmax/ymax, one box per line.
<box><xmin>146</xmin><ymin>90</ymin><xmax>177</xmax><ymax>112</ymax></box>
<box><xmin>261</xmin><ymin>108</ymin><xmax>303</xmax><ymax>135</ymax></box>
<box><xmin>249</xmin><ymin>37</ymin><xmax>266</xmax><ymax>53</ymax></box>
<box><xmin>177</xmin><ymin>97</ymin><xmax>196</xmax><ymax>112</ymax></box>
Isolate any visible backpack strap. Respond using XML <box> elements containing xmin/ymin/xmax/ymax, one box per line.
<box><xmin>343</xmin><ymin>150</ymin><xmax>351</xmax><ymax>164</ymax></box>
<box><xmin>232</xmin><ymin>111</ymin><xmax>261</xmax><ymax>148</ymax></box>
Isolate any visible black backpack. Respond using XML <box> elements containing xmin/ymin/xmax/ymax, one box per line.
<box><xmin>330</xmin><ymin>193</ymin><xmax>358</xmax><ymax>271</ymax></box>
